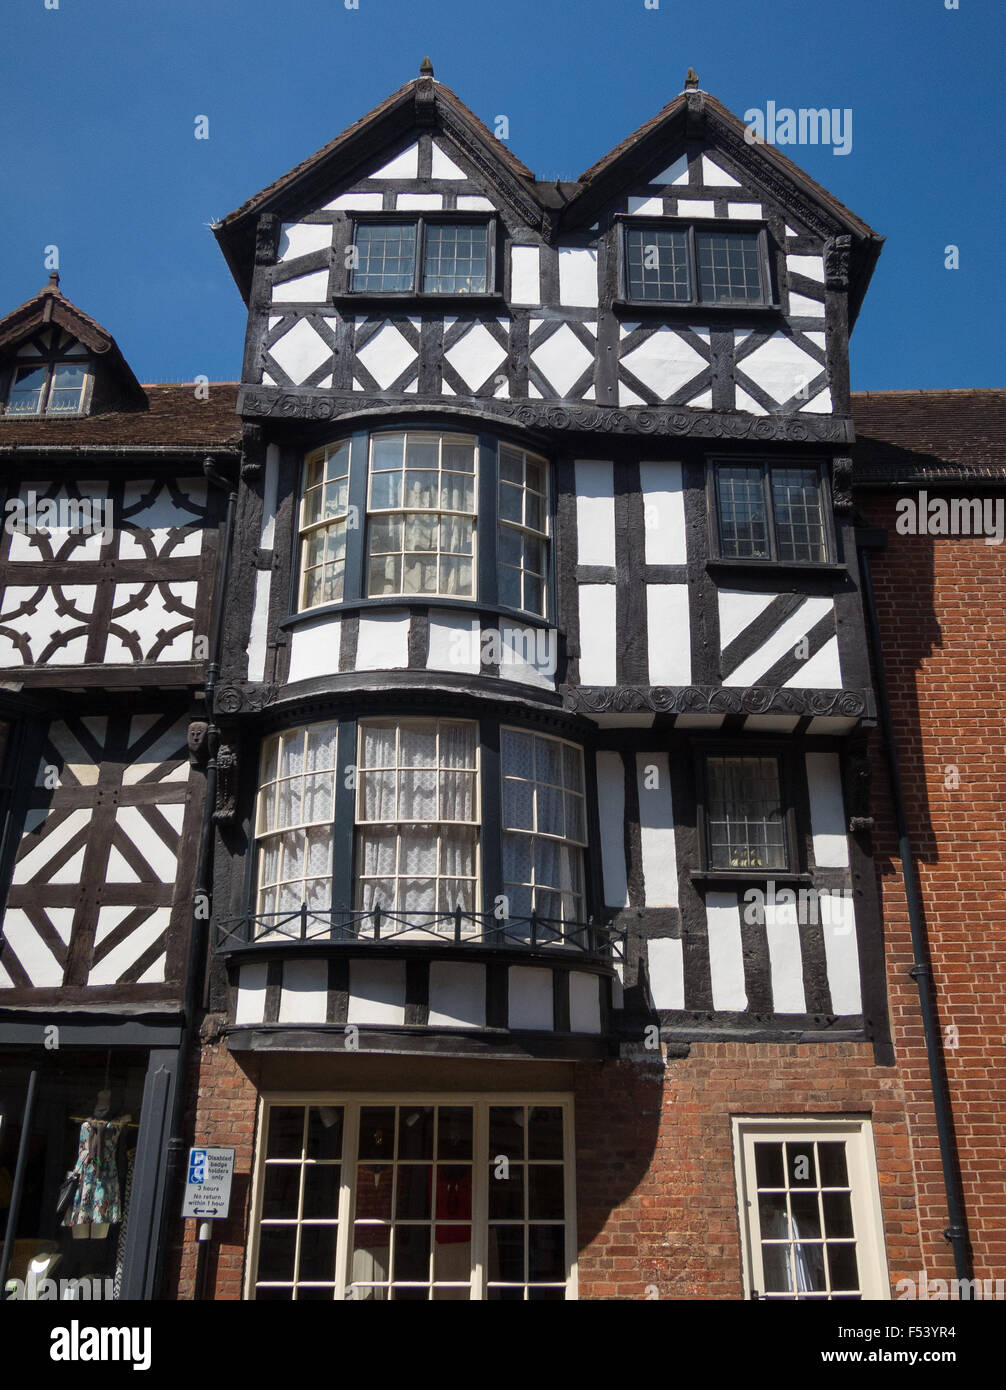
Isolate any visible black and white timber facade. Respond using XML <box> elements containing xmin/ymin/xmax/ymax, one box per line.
<box><xmin>209</xmin><ymin>66</ymin><xmax>887</xmax><ymax>1057</ymax></box>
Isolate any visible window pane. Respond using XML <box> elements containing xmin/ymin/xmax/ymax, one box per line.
<box><xmin>47</xmin><ymin>363</ymin><xmax>88</xmax><ymax>414</ymax></box>
<box><xmin>771</xmin><ymin>467</ymin><xmax>826</xmax><ymax>562</ymax></box>
<box><xmin>423</xmin><ymin>223</ymin><xmax>488</xmax><ymax>293</ymax></box>
<box><xmin>352</xmin><ymin>223</ymin><xmax>416</xmax><ymax>291</ymax></box>
<box><xmin>7</xmin><ymin>365</ymin><xmax>47</xmax><ymax>414</ymax></box>
<box><xmin>706</xmin><ymin>755</ymin><xmax>786</xmax><ymax>869</ymax></box>
<box><xmin>625</xmin><ymin>226</ymin><xmax>691</xmax><ymax>301</ymax></box>
<box><xmin>501</xmin><ymin>729</ymin><xmax>586</xmax><ymax>925</ymax></box>
<box><xmin>697</xmin><ymin>230</ymin><xmax>763</xmax><ymax>303</ymax></box>
<box><xmin>718</xmin><ymin>465</ymin><xmax>768</xmax><ymax>558</ymax></box>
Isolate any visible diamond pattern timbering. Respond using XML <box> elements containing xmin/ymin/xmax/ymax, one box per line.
<box><xmin>735</xmin><ymin>329</ymin><xmax>830</xmax><ymax>413</ymax></box>
<box><xmin>444</xmin><ymin>321</ymin><xmax>508</xmax><ymax>393</ymax></box>
<box><xmin>267</xmin><ymin>316</ymin><xmax>337</xmax><ymax>386</ymax></box>
<box><xmin>618</xmin><ymin>324</ymin><xmax>710</xmax><ymax>406</ymax></box>
<box><xmin>356</xmin><ymin>320</ymin><xmax>420</xmax><ymax>390</ymax></box>
<box><xmin>529</xmin><ymin>321</ymin><xmax>595</xmax><ymax>400</ymax></box>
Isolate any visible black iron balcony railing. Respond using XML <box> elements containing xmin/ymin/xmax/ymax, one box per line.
<box><xmin>215</xmin><ymin>904</ymin><xmax>624</xmax><ymax>962</ymax></box>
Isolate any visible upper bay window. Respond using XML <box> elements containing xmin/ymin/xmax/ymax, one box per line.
<box><xmin>297</xmin><ymin>429</ymin><xmax>551</xmax><ymax>618</ymax></box>
<box><xmin>252</xmin><ymin>718</ymin><xmax>587</xmax><ymax>935</ymax></box>
<box><xmin>622</xmin><ymin>222</ymin><xmax>770</xmax><ymax>307</ymax></box>
<box><xmin>350</xmin><ymin>218</ymin><xmax>492</xmax><ymax>295</ymax></box>
<box><xmin>712</xmin><ymin>460</ymin><xmax>831</xmax><ymax>564</ymax></box>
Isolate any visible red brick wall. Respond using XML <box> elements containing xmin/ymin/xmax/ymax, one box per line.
<box><xmin>860</xmin><ymin>492</ymin><xmax>1006</xmax><ymax>1284</ymax></box>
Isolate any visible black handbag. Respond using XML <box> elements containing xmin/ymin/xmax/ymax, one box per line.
<box><xmin>56</xmin><ymin>1169</ymin><xmax>79</xmax><ymax>1218</ymax></box>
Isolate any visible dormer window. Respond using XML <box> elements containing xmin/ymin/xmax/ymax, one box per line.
<box><xmin>3</xmin><ymin>327</ymin><xmax>92</xmax><ymax>417</ymax></box>
<box><xmin>349</xmin><ymin>217</ymin><xmax>492</xmax><ymax>295</ymax></box>
<box><xmin>621</xmin><ymin>222</ymin><xmax>770</xmax><ymax>307</ymax></box>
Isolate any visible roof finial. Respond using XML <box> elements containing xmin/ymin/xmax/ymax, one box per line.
<box><xmin>420</xmin><ymin>56</ymin><xmax>434</xmax><ymax>78</ymax></box>
<box><xmin>684</xmin><ymin>67</ymin><xmax>699</xmax><ymax>91</ymax></box>
<box><xmin>43</xmin><ymin>270</ymin><xmax>60</xmax><ymax>293</ymax></box>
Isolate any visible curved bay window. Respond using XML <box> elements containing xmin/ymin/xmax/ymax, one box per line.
<box><xmin>296</xmin><ymin>429</ymin><xmax>551</xmax><ymax>620</ymax></box>
<box><xmin>251</xmin><ymin>718</ymin><xmax>589</xmax><ymax>941</ymax></box>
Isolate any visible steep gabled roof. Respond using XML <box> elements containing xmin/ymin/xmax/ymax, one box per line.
<box><xmin>564</xmin><ymin>84</ymin><xmax>883</xmax><ymax>323</ymax></box>
<box><xmin>0</xmin><ymin>275</ymin><xmax>146</xmax><ymax>407</ymax></box>
<box><xmin>215</xmin><ymin>67</ymin><xmax>550</xmax><ymax>301</ymax></box>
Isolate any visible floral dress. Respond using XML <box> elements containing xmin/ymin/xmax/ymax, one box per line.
<box><xmin>63</xmin><ymin>1118</ymin><xmax>125</xmax><ymax>1227</ymax></box>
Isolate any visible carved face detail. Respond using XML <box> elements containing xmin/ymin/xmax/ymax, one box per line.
<box><xmin>187</xmin><ymin>720</ymin><xmax>209</xmax><ymax>756</ymax></box>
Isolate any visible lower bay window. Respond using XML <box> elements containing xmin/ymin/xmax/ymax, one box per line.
<box><xmin>249</xmin><ymin>1097</ymin><xmax>576</xmax><ymax>1300</ymax></box>
<box><xmin>733</xmin><ymin>1118</ymin><xmax>889</xmax><ymax>1300</ymax></box>
<box><xmin>253</xmin><ymin>717</ymin><xmax>588</xmax><ymax>936</ymax></box>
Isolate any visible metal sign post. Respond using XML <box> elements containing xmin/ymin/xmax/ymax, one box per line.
<box><xmin>182</xmin><ymin>1146</ymin><xmax>235</xmax><ymax>1301</ymax></box>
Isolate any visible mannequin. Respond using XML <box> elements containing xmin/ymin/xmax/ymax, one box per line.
<box><xmin>63</xmin><ymin>1105</ymin><xmax>132</xmax><ymax>1240</ymax></box>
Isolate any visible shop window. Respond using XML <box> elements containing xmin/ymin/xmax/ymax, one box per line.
<box><xmin>250</xmin><ymin>1098</ymin><xmax>576</xmax><ymax>1300</ymax></box>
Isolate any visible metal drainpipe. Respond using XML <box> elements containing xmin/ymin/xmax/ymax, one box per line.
<box><xmin>150</xmin><ymin>455</ymin><xmax>238</xmax><ymax>1299</ymax></box>
<box><xmin>859</xmin><ymin>543</ymin><xmax>972</xmax><ymax>1282</ymax></box>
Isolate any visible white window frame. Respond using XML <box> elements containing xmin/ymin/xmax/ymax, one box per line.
<box><xmin>245</xmin><ymin>1093</ymin><xmax>578</xmax><ymax>1301</ymax></box>
<box><xmin>732</xmin><ymin>1116</ymin><xmax>890</xmax><ymax>1301</ymax></box>
<box><xmin>500</xmin><ymin>725</ymin><xmax>588</xmax><ymax>926</ymax></box>
<box><xmin>299</xmin><ymin>440</ymin><xmax>351</xmax><ymax>610</ymax></box>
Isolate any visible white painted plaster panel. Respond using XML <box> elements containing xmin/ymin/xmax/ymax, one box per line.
<box><xmin>675</xmin><ymin>199</ymin><xmax>716</xmax><ymax>217</ymax></box>
<box><xmin>272</xmin><ymin>270</ymin><xmax>329</xmax><ymax>303</ymax></box>
<box><xmin>12</xmin><ymin>811</ymin><xmax>90</xmax><ymax>882</ymax></box>
<box><xmin>655</xmin><ymin>154</ymin><xmax>690</xmax><ymax>185</ymax></box>
<box><xmin>736</xmin><ymin>387</ymin><xmax>769</xmax><ymax>415</ymax></box>
<box><xmin>357</xmin><ymin>610</ymin><xmax>410</xmax><ymax>670</ymax></box>
<box><xmin>647</xmin><ymin>938</ymin><xmax>685</xmax><ymax>1010</ymax></box>
<box><xmin>370</xmin><ymin>144</ymin><xmax>420</xmax><ymax>179</ymax></box>
<box><xmin>508</xmin><ymin>966</ymin><xmax>553</xmax><ymax>1030</ymax></box>
<box><xmin>739</xmin><ymin>332</ymin><xmax>824</xmax><ymax>405</ymax></box>
<box><xmin>802</xmin><ymin>387</ymin><xmax>834</xmax><ymax>414</ymax></box>
<box><xmin>558</xmin><ymin>248</ymin><xmax>598</xmax><ymax>307</ymax></box>
<box><xmin>717</xmin><ymin>589</ymin><xmax>775</xmax><ymax>648</ymax></box>
<box><xmin>636</xmin><ymin>752</ymin><xmax>677</xmax><ymax>906</ymax></box>
<box><xmin>621</xmin><ymin>328</ymin><xmax>705</xmax><ymax>399</ymax></box>
<box><xmin>246</xmin><ymin>570</ymin><xmax>271</xmax><ymax>683</ymax></box>
<box><xmin>574</xmin><ymin>460</ymin><xmax>615</xmax><ymax>566</ymax></box>
<box><xmin>510</xmin><ymin>246</ymin><xmax>540</xmax><ymax>305</ymax></box>
<box><xmin>628</xmin><ymin>196</ymin><xmax>664</xmax><ymax>215</ymax></box>
<box><xmin>532</xmin><ymin>325</ymin><xmax>593</xmax><ymax>397</ymax></box>
<box><xmin>639</xmin><ymin>461</ymin><xmax>686</xmax><ymax>563</ymax></box>
<box><xmin>278</xmin><ymin>223</ymin><xmax>332</xmax><ymax>261</ymax></box>
<box><xmin>596</xmin><ymin>751</ymin><xmax>628</xmax><ymax>908</ymax></box>
<box><xmin>356</xmin><ymin>322</ymin><xmax>416</xmax><ymax>389</ymax></box>
<box><xmin>428</xmin><ymin>962</ymin><xmax>486</xmax><ymax>1028</ymax></box>
<box><xmin>782</xmin><ymin>634</ymin><xmax>842</xmax><ymax>688</ymax></box>
<box><xmin>235</xmin><ymin>962</ymin><xmax>269</xmax><ymax>1025</ymax></box>
<box><xmin>806</xmin><ymin>751</ymin><xmax>850</xmax><ymax>867</ymax></box>
<box><xmin>646</xmin><ymin>586</ymin><xmax>691</xmax><ymax>685</ymax></box>
<box><xmin>787</xmin><ymin>254</ymin><xmax>825</xmax><ymax>283</ymax></box>
<box><xmin>324</xmin><ymin>192</ymin><xmax>383</xmax><ymax>211</ymax></box>
<box><xmin>444</xmin><ymin>323</ymin><xmax>506</xmax><ymax>391</ymax></box>
<box><xmin>577</xmin><ymin>586</ymin><xmax>617</xmax><ymax>685</ymax></box>
<box><xmin>728</xmin><ymin>202</ymin><xmax>763</xmax><ymax>219</ymax></box>
<box><xmin>260</xmin><ymin>444</ymin><xmax>280</xmax><ymax>549</ymax></box>
<box><xmin>743</xmin><ymin>715</ymin><xmax>800</xmax><ymax>733</ymax></box>
<box><xmin>427</xmin><ymin>613</ymin><xmax>480</xmax><ymax>675</ymax></box>
<box><xmin>822</xmin><ymin>897</ymin><xmax>862</xmax><ymax>1014</ymax></box>
<box><xmin>789</xmin><ymin>292</ymin><xmax>825</xmax><ymax>317</ymax></box>
<box><xmin>764</xmin><ymin>898</ymin><xmax>808</xmax><ymax>1013</ymax></box>
<box><xmin>706</xmin><ymin>892</ymin><xmax>748</xmax><ymax>1011</ymax></box>
<box><xmin>430</xmin><ymin>142</ymin><xmax>468</xmax><ymax>179</ymax></box>
<box><xmin>498</xmin><ymin>626</ymin><xmax>556</xmax><ymax>690</ymax></box>
<box><xmin>396</xmin><ymin>193</ymin><xmax>443</xmax><ymax>210</ymax></box>
<box><xmin>287</xmin><ymin>615</ymin><xmax>342</xmax><ymax>683</ymax></box>
<box><xmin>278</xmin><ymin>958</ymin><xmax>329</xmax><ymax>1023</ymax></box>
<box><xmin>725</xmin><ymin>596</ymin><xmax>834</xmax><ymax>687</ymax></box>
<box><xmin>0</xmin><ymin>910</ymin><xmax>64</xmax><ymax>986</ymax></box>
<box><xmin>701</xmin><ymin>155</ymin><xmax>741</xmax><ymax>186</ymax></box>
<box><xmin>348</xmin><ymin>960</ymin><xmax>407</xmax><ymax>1025</ymax></box>
<box><xmin>457</xmin><ymin>195</ymin><xmax>494</xmax><ymax>210</ymax></box>
<box><xmin>569</xmin><ymin>972</ymin><xmax>602</xmax><ymax>1034</ymax></box>
<box><xmin>270</xmin><ymin>318</ymin><xmax>331</xmax><ymax>384</ymax></box>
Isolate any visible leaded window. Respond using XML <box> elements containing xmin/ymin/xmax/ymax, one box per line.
<box><xmin>350</xmin><ymin>219</ymin><xmax>491</xmax><ymax>295</ymax></box>
<box><xmin>501</xmin><ymin>729</ymin><xmax>586</xmax><ymax>925</ymax></box>
<box><xmin>300</xmin><ymin>441</ymin><xmax>350</xmax><ymax>608</ymax></box>
<box><xmin>705</xmin><ymin>754</ymin><xmax>787</xmax><ymax>870</ymax></box>
<box><xmin>255</xmin><ymin>723</ymin><xmax>340</xmax><ymax>916</ymax></box>
<box><xmin>714</xmin><ymin>461</ymin><xmax>829</xmax><ymax>563</ymax></box>
<box><xmin>623</xmin><ymin>223</ymin><xmax>769</xmax><ymax>306</ymax></box>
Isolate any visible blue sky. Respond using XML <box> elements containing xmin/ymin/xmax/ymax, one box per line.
<box><xmin>3</xmin><ymin>0</ymin><xmax>1003</xmax><ymax>390</ymax></box>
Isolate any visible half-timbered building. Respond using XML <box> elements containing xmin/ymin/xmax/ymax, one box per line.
<box><xmin>0</xmin><ymin>275</ymin><xmax>240</xmax><ymax>1298</ymax></box>
<box><xmin>4</xmin><ymin>63</ymin><xmax>1001</xmax><ymax>1305</ymax></box>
